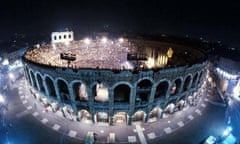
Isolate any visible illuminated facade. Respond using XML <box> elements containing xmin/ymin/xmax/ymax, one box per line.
<box><xmin>214</xmin><ymin>57</ymin><xmax>240</xmax><ymax>97</ymax></box>
<box><xmin>22</xmin><ymin>32</ymin><xmax>208</xmax><ymax>125</ymax></box>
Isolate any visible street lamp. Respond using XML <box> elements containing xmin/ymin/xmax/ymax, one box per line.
<box><xmin>84</xmin><ymin>38</ymin><xmax>91</xmax><ymax>45</ymax></box>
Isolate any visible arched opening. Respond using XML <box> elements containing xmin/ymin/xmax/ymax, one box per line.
<box><xmin>30</xmin><ymin>71</ymin><xmax>37</xmax><ymax>89</ymax></box>
<box><xmin>57</xmin><ymin>79</ymin><xmax>70</xmax><ymax>101</ymax></box>
<box><xmin>93</xmin><ymin>82</ymin><xmax>109</xmax><ymax>102</ymax></box>
<box><xmin>183</xmin><ymin>75</ymin><xmax>191</xmax><ymax>92</ymax></box>
<box><xmin>50</xmin><ymin>102</ymin><xmax>59</xmax><ymax>112</ymax></box>
<box><xmin>25</xmin><ymin>67</ymin><xmax>31</xmax><ymax>84</ymax></box>
<box><xmin>148</xmin><ymin>107</ymin><xmax>162</xmax><ymax>122</ymax></box>
<box><xmin>164</xmin><ymin>103</ymin><xmax>175</xmax><ymax>114</ymax></box>
<box><xmin>136</xmin><ymin>79</ymin><xmax>152</xmax><ymax>104</ymax></box>
<box><xmin>170</xmin><ymin>78</ymin><xmax>182</xmax><ymax>95</ymax></box>
<box><xmin>73</xmin><ymin>82</ymin><xmax>88</xmax><ymax>101</ymax></box>
<box><xmin>62</xmin><ymin>106</ymin><xmax>74</xmax><ymax>120</ymax></box>
<box><xmin>114</xmin><ymin>84</ymin><xmax>130</xmax><ymax>103</ymax></box>
<box><xmin>45</xmin><ymin>76</ymin><xmax>56</xmax><ymax>97</ymax></box>
<box><xmin>113</xmin><ymin>112</ymin><xmax>128</xmax><ymax>125</ymax></box>
<box><xmin>36</xmin><ymin>73</ymin><xmax>45</xmax><ymax>93</ymax></box>
<box><xmin>176</xmin><ymin>99</ymin><xmax>186</xmax><ymax>111</ymax></box>
<box><xmin>187</xmin><ymin>96</ymin><xmax>194</xmax><ymax>106</ymax></box>
<box><xmin>95</xmin><ymin>112</ymin><xmax>109</xmax><ymax>123</ymax></box>
<box><xmin>78</xmin><ymin>109</ymin><xmax>92</xmax><ymax>124</ymax></box>
<box><xmin>132</xmin><ymin>111</ymin><xmax>146</xmax><ymax>122</ymax></box>
<box><xmin>192</xmin><ymin>73</ymin><xmax>198</xmax><ymax>88</ymax></box>
<box><xmin>198</xmin><ymin>72</ymin><xmax>203</xmax><ymax>85</ymax></box>
<box><xmin>155</xmin><ymin>81</ymin><xmax>169</xmax><ymax>99</ymax></box>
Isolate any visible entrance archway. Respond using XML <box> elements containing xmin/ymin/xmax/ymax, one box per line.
<box><xmin>73</xmin><ymin>82</ymin><xmax>88</xmax><ymax>101</ymax></box>
<box><xmin>78</xmin><ymin>109</ymin><xmax>92</xmax><ymax>124</ymax></box>
<box><xmin>93</xmin><ymin>82</ymin><xmax>109</xmax><ymax>102</ymax></box>
<box><xmin>95</xmin><ymin>112</ymin><xmax>109</xmax><ymax>123</ymax></box>
<box><xmin>113</xmin><ymin>112</ymin><xmax>128</xmax><ymax>125</ymax></box>
<box><xmin>132</xmin><ymin>111</ymin><xmax>146</xmax><ymax>122</ymax></box>
<box><xmin>149</xmin><ymin>107</ymin><xmax>163</xmax><ymax>122</ymax></box>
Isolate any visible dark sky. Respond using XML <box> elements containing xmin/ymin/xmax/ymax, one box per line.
<box><xmin>0</xmin><ymin>0</ymin><xmax>239</xmax><ymax>47</ymax></box>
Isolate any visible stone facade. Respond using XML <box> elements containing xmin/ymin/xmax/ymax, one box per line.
<box><xmin>22</xmin><ymin>57</ymin><xmax>208</xmax><ymax>125</ymax></box>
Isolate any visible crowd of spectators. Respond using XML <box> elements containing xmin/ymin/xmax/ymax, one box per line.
<box><xmin>24</xmin><ymin>39</ymin><xmax>135</xmax><ymax>70</ymax></box>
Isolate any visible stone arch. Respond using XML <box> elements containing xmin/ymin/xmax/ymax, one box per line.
<box><xmin>36</xmin><ymin>72</ymin><xmax>45</xmax><ymax>93</ymax></box>
<box><xmin>198</xmin><ymin>71</ymin><xmax>203</xmax><ymax>85</ymax></box>
<box><xmin>136</xmin><ymin>79</ymin><xmax>153</xmax><ymax>104</ymax></box>
<box><xmin>164</xmin><ymin>103</ymin><xmax>175</xmax><ymax>114</ymax></box>
<box><xmin>154</xmin><ymin>80</ymin><xmax>170</xmax><ymax>99</ymax></box>
<box><xmin>29</xmin><ymin>70</ymin><xmax>37</xmax><ymax>89</ymax></box>
<box><xmin>132</xmin><ymin>110</ymin><xmax>146</xmax><ymax>122</ymax></box>
<box><xmin>72</xmin><ymin>81</ymin><xmax>88</xmax><ymax>101</ymax></box>
<box><xmin>62</xmin><ymin>105</ymin><xmax>74</xmax><ymax>120</ymax></box>
<box><xmin>170</xmin><ymin>78</ymin><xmax>182</xmax><ymax>95</ymax></box>
<box><xmin>191</xmin><ymin>73</ymin><xmax>199</xmax><ymax>88</ymax></box>
<box><xmin>187</xmin><ymin>95</ymin><xmax>194</xmax><ymax>106</ymax></box>
<box><xmin>78</xmin><ymin>109</ymin><xmax>92</xmax><ymax>123</ymax></box>
<box><xmin>149</xmin><ymin>107</ymin><xmax>163</xmax><ymax>121</ymax></box>
<box><xmin>113</xmin><ymin>84</ymin><xmax>131</xmax><ymax>103</ymax></box>
<box><xmin>176</xmin><ymin>99</ymin><xmax>186</xmax><ymax>111</ymax></box>
<box><xmin>95</xmin><ymin>112</ymin><xmax>109</xmax><ymax>123</ymax></box>
<box><xmin>113</xmin><ymin>112</ymin><xmax>128</xmax><ymax>125</ymax></box>
<box><xmin>91</xmin><ymin>81</ymin><xmax>109</xmax><ymax>102</ymax></box>
<box><xmin>45</xmin><ymin>75</ymin><xmax>56</xmax><ymax>97</ymax></box>
<box><xmin>57</xmin><ymin>78</ymin><xmax>70</xmax><ymax>101</ymax></box>
<box><xmin>183</xmin><ymin>74</ymin><xmax>192</xmax><ymax>92</ymax></box>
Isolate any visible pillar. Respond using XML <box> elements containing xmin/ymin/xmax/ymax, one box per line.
<box><xmin>42</xmin><ymin>79</ymin><xmax>50</xmax><ymax>97</ymax></box>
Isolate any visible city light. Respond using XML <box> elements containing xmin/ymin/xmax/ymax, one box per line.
<box><xmin>233</xmin><ymin>81</ymin><xmax>240</xmax><ymax>98</ymax></box>
<box><xmin>84</xmin><ymin>38</ymin><xmax>91</xmax><ymax>45</ymax></box>
<box><xmin>222</xmin><ymin>126</ymin><xmax>232</xmax><ymax>137</ymax></box>
<box><xmin>216</xmin><ymin>68</ymin><xmax>238</xmax><ymax>80</ymax></box>
<box><xmin>118</xmin><ymin>38</ymin><xmax>124</xmax><ymax>43</ymax></box>
<box><xmin>146</xmin><ymin>57</ymin><xmax>155</xmax><ymax>68</ymax></box>
<box><xmin>0</xmin><ymin>94</ymin><xmax>4</xmax><ymax>103</ymax></box>
<box><xmin>8</xmin><ymin>72</ymin><xmax>14</xmax><ymax>80</ymax></box>
<box><xmin>101</xmin><ymin>37</ymin><xmax>107</xmax><ymax>43</ymax></box>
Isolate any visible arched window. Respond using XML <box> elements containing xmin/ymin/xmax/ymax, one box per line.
<box><xmin>45</xmin><ymin>76</ymin><xmax>56</xmax><ymax>97</ymax></box>
<box><xmin>183</xmin><ymin>75</ymin><xmax>191</xmax><ymax>92</ymax></box>
<box><xmin>114</xmin><ymin>84</ymin><xmax>130</xmax><ymax>103</ymax></box>
<box><xmin>136</xmin><ymin>79</ymin><xmax>152</xmax><ymax>104</ymax></box>
<box><xmin>57</xmin><ymin>79</ymin><xmax>70</xmax><ymax>101</ymax></box>
<box><xmin>155</xmin><ymin>81</ymin><xmax>169</xmax><ymax>99</ymax></box>
<box><xmin>192</xmin><ymin>73</ymin><xmax>198</xmax><ymax>88</ymax></box>
<box><xmin>73</xmin><ymin>82</ymin><xmax>88</xmax><ymax>101</ymax></box>
<box><xmin>36</xmin><ymin>73</ymin><xmax>45</xmax><ymax>93</ymax></box>
<box><xmin>170</xmin><ymin>78</ymin><xmax>182</xmax><ymax>95</ymax></box>
<box><xmin>93</xmin><ymin>82</ymin><xmax>109</xmax><ymax>102</ymax></box>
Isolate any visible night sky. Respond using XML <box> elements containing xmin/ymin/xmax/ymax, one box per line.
<box><xmin>0</xmin><ymin>0</ymin><xmax>239</xmax><ymax>47</ymax></box>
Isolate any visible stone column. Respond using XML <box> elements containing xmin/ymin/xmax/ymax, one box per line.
<box><xmin>42</xmin><ymin>79</ymin><xmax>50</xmax><ymax>97</ymax></box>
<box><xmin>129</xmin><ymin>87</ymin><xmax>136</xmax><ymax>113</ymax></box>
<box><xmin>35</xmin><ymin>75</ymin><xmax>41</xmax><ymax>91</ymax></box>
<box><xmin>127</xmin><ymin>115</ymin><xmax>132</xmax><ymax>125</ymax></box>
